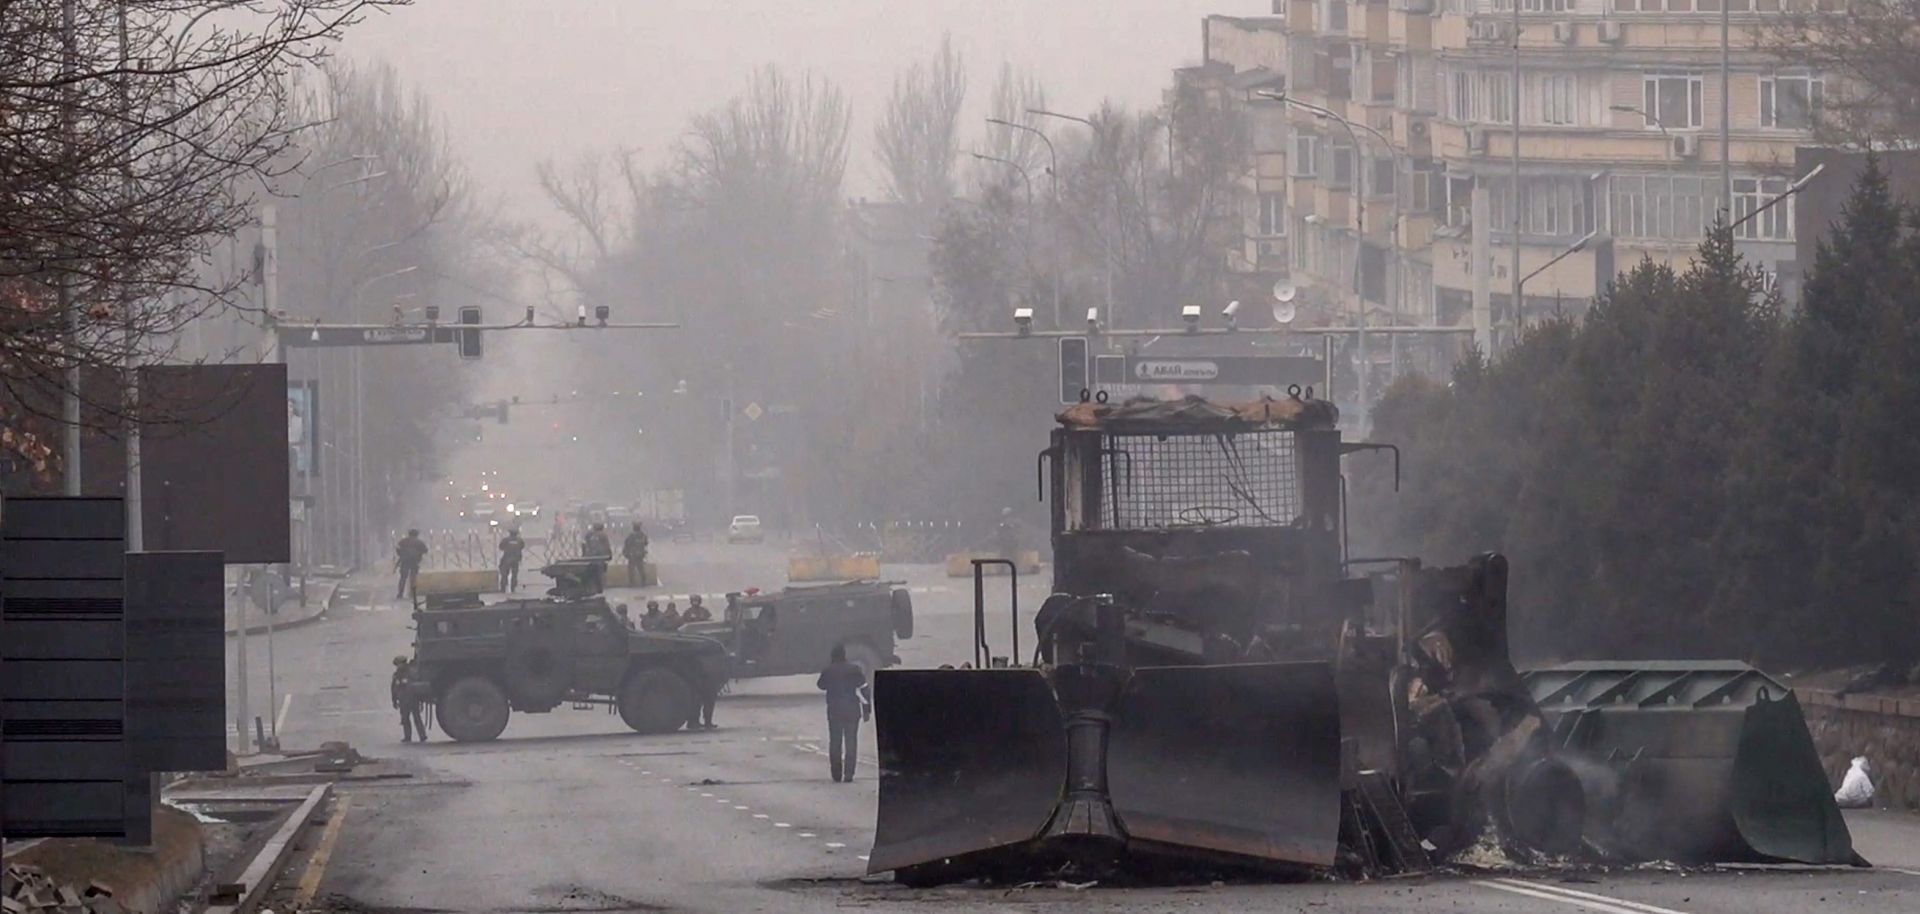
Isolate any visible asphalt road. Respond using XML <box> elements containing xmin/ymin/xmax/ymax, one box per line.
<box><xmin>226</xmin><ymin>541</ymin><xmax>1920</xmax><ymax>914</ymax></box>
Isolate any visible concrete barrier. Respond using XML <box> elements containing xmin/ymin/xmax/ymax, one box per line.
<box><xmin>788</xmin><ymin>553</ymin><xmax>882</xmax><ymax>582</ymax></box>
<box><xmin>944</xmin><ymin>551</ymin><xmax>1043</xmax><ymax>577</ymax></box>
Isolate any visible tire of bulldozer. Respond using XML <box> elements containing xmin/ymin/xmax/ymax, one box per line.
<box><xmin>439</xmin><ymin>676</ymin><xmax>511</xmax><ymax>742</ymax></box>
<box><xmin>619</xmin><ymin>668</ymin><xmax>696</xmax><ymax>734</ymax></box>
<box><xmin>842</xmin><ymin>640</ymin><xmax>883</xmax><ymax>681</ymax></box>
<box><xmin>890</xmin><ymin>588</ymin><xmax>914</xmax><ymax>640</ymax></box>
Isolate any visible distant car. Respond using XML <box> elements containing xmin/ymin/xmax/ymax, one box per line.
<box><xmin>472</xmin><ymin>504</ymin><xmax>498</xmax><ymax>527</ymax></box>
<box><xmin>726</xmin><ymin>515</ymin><xmax>764</xmax><ymax>544</ymax></box>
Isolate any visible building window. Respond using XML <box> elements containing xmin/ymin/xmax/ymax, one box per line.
<box><xmin>1523</xmin><ymin>0</ymin><xmax>1573</xmax><ymax>10</ymax></box>
<box><xmin>1644</xmin><ymin>74</ymin><xmax>1703</xmax><ymax>129</ymax></box>
<box><xmin>1330</xmin><ymin>144</ymin><xmax>1354</xmax><ymax>189</ymax></box>
<box><xmin>1411</xmin><ymin>159</ymin><xmax>1434</xmax><ymax>214</ymax></box>
<box><xmin>1371</xmin><ymin>157</ymin><xmax>1397</xmax><ymax>198</ymax></box>
<box><xmin>1451</xmin><ymin>71</ymin><xmax>1473</xmax><ymax>121</ymax></box>
<box><xmin>1327</xmin><ymin>0</ymin><xmax>1348</xmax><ymax>31</ymax></box>
<box><xmin>1733</xmin><ymin>177</ymin><xmax>1794</xmax><ymax>241</ymax></box>
<box><xmin>1258</xmin><ymin>192</ymin><xmax>1287</xmax><ymax>237</ymax></box>
<box><xmin>1485</xmin><ymin>72</ymin><xmax>1513</xmax><ymax>124</ymax></box>
<box><xmin>1540</xmin><ymin>74</ymin><xmax>1576</xmax><ymax>126</ymax></box>
<box><xmin>1292</xmin><ymin>134</ymin><xmax>1319</xmax><ymax>177</ymax></box>
<box><xmin>1760</xmin><ymin>74</ymin><xmax>1823</xmax><ymax>130</ymax></box>
<box><xmin>1609</xmin><ymin>174</ymin><xmax>1711</xmax><ymax>240</ymax></box>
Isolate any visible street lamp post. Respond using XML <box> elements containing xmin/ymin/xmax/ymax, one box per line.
<box><xmin>1030</xmin><ymin>108</ymin><xmax>1118</xmax><ymax>324</ymax></box>
<box><xmin>987</xmin><ymin>118</ymin><xmax>1062</xmax><ymax>328</ymax></box>
<box><xmin>1611</xmin><ymin>104</ymin><xmax>1677</xmax><ymax>256</ymax></box>
<box><xmin>971</xmin><ymin>151</ymin><xmax>1042</xmax><ymax>322</ymax></box>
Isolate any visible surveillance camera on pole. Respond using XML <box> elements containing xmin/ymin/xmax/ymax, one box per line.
<box><xmin>595</xmin><ymin>304</ymin><xmax>610</xmax><ymax>326</ymax></box>
<box><xmin>1181</xmin><ymin>304</ymin><xmax>1201</xmax><ymax>333</ymax></box>
<box><xmin>1086</xmin><ymin>307</ymin><xmax>1101</xmax><ymax>334</ymax></box>
<box><xmin>576</xmin><ymin>304</ymin><xmax>588</xmax><ymax>326</ymax></box>
<box><xmin>1013</xmin><ymin>306</ymin><xmax>1034</xmax><ymax>337</ymax></box>
<box><xmin>1222</xmin><ymin>300</ymin><xmax>1241</xmax><ymax>330</ymax></box>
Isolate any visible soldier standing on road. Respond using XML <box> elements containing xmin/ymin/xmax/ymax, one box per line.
<box><xmin>498</xmin><ymin>527</ymin><xmax>526</xmax><ymax>592</ymax></box>
<box><xmin>640</xmin><ymin>600</ymin><xmax>664</xmax><ymax>631</ymax></box>
<box><xmin>622</xmin><ymin>522</ymin><xmax>649</xmax><ymax>588</ymax></box>
<box><xmin>816</xmin><ymin>645</ymin><xmax>871</xmax><ymax>783</ymax></box>
<box><xmin>391</xmin><ymin>656</ymin><xmax>429</xmax><ymax>743</ymax></box>
<box><xmin>583</xmin><ymin>522</ymin><xmax>612</xmax><ymax>558</ymax></box>
<box><xmin>661</xmin><ymin>601</ymin><xmax>682</xmax><ymax>631</ymax></box>
<box><xmin>394</xmin><ymin>529</ymin><xmax>427</xmax><ymax>601</ymax></box>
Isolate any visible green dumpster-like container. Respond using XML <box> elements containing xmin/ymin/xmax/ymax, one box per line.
<box><xmin>1522</xmin><ymin>661</ymin><xmax>1859</xmax><ymax>866</ymax></box>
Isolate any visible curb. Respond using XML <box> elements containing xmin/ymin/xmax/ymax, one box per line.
<box><xmin>2</xmin><ymin>805</ymin><xmax>205</xmax><ymax>914</ymax></box>
<box><xmin>225</xmin><ymin>582</ymin><xmax>338</xmax><ymax>637</ymax></box>
<box><xmin>204</xmin><ymin>783</ymin><xmax>330</xmax><ymax>914</ymax></box>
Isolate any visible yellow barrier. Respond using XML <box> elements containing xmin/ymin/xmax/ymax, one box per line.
<box><xmin>788</xmin><ymin>553</ymin><xmax>882</xmax><ymax>582</ymax></box>
<box><xmin>943</xmin><ymin>550</ymin><xmax>1043</xmax><ymax>577</ymax></box>
<box><xmin>414</xmin><ymin>561</ymin><xmax>657</xmax><ymax>596</ymax></box>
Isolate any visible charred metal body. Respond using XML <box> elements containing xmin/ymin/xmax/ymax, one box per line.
<box><xmin>870</xmin><ymin>394</ymin><xmax>1853</xmax><ymax>884</ymax></box>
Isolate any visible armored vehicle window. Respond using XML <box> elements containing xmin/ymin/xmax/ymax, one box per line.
<box><xmin>1102</xmin><ymin>430</ymin><xmax>1302</xmax><ymax>530</ymax></box>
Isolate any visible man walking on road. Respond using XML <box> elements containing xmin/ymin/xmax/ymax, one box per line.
<box><xmin>394</xmin><ymin>529</ymin><xmax>427</xmax><ymax>601</ymax></box>
<box><xmin>816</xmin><ymin>645</ymin><xmax>871</xmax><ymax>782</ymax></box>
<box><xmin>391</xmin><ymin>656</ymin><xmax>429</xmax><ymax>743</ymax></box>
<box><xmin>498</xmin><ymin>527</ymin><xmax>526</xmax><ymax>592</ymax></box>
<box><xmin>622</xmin><ymin>522</ymin><xmax>649</xmax><ymax>587</ymax></box>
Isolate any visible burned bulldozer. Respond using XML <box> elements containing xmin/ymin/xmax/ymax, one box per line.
<box><xmin>869</xmin><ymin>393</ymin><xmax>1854</xmax><ymax>884</ymax></box>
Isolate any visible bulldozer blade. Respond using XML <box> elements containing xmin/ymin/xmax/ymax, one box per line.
<box><xmin>869</xmin><ymin>668</ymin><xmax>1067</xmax><ymax>876</ymax></box>
<box><xmin>1108</xmin><ymin>662</ymin><xmax>1344</xmax><ymax>868</ymax></box>
<box><xmin>1526</xmin><ymin>662</ymin><xmax>1854</xmax><ymax>865</ymax></box>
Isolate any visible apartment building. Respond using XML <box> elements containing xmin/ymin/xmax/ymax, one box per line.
<box><xmin>1197</xmin><ymin>1</ymin><xmax>1821</xmax><ymax>356</ymax></box>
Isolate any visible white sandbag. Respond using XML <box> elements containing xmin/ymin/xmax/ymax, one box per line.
<box><xmin>1835</xmin><ymin>756</ymin><xmax>1875</xmax><ymax>808</ymax></box>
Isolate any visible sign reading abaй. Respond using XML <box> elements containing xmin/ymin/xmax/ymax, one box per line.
<box><xmin>361</xmin><ymin>326</ymin><xmax>429</xmax><ymax>344</ymax></box>
<box><xmin>1134</xmin><ymin>359</ymin><xmax>1221</xmax><ymax>382</ymax></box>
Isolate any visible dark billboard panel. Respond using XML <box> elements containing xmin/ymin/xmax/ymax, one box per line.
<box><xmin>138</xmin><ymin>364</ymin><xmax>289</xmax><ymax>563</ymax></box>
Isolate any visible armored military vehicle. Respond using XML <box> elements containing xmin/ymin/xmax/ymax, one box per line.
<box><xmin>409</xmin><ymin>560</ymin><xmax>731</xmax><ymax>742</ymax></box>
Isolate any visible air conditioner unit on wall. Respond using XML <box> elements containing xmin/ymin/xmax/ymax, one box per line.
<box><xmin>1674</xmin><ymin>133</ymin><xmax>1701</xmax><ymax>158</ymax></box>
<box><xmin>1598</xmin><ymin>21</ymin><xmax>1624</xmax><ymax>43</ymax></box>
<box><xmin>1554</xmin><ymin>21</ymin><xmax>1577</xmax><ymax>44</ymax></box>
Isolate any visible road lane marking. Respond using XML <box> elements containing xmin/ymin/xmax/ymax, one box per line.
<box><xmin>825</xmin><ymin>842</ymin><xmax>845</xmax><ymax>849</ymax></box>
<box><xmin>1479</xmin><ymin>879</ymin><xmax>1690</xmax><ymax>914</ymax></box>
<box><xmin>754</xmin><ymin>814</ymin><xmax>770</xmax><ymax>819</ymax></box>
<box><xmin>1887</xmin><ymin>867</ymin><xmax>1920</xmax><ymax>878</ymax></box>
<box><xmin>275</xmin><ymin>693</ymin><xmax>294</xmax><ymax>735</ymax></box>
<box><xmin>293</xmin><ymin>796</ymin><xmax>350</xmax><ymax>907</ymax></box>
<box><xmin>733</xmin><ymin>805</ymin><xmax>750</xmax><ymax>810</ymax></box>
<box><xmin>858</xmin><ymin>855</ymin><xmax>869</xmax><ymax>861</ymax></box>
<box><xmin>799</xmin><ymin>832</ymin><xmax>816</xmax><ymax>838</ymax></box>
<box><xmin>699</xmin><ymin>792</ymin><xmax>713</xmax><ymax>797</ymax></box>
<box><xmin>775</xmin><ymin>822</ymin><xmax>791</xmax><ymax>828</ymax></box>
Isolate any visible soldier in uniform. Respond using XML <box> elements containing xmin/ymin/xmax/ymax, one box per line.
<box><xmin>815</xmin><ymin>645</ymin><xmax>871</xmax><ymax>782</ymax></box>
<box><xmin>683</xmin><ymin>594</ymin><xmax>713</xmax><ymax>623</ymax></box>
<box><xmin>583</xmin><ymin>523</ymin><xmax>613</xmax><ymax>559</ymax></box>
<box><xmin>498</xmin><ymin>526</ymin><xmax>526</xmax><ymax>592</ymax></box>
<box><xmin>391</xmin><ymin>656</ymin><xmax>429</xmax><ymax>743</ymax></box>
<box><xmin>640</xmin><ymin>600</ymin><xmax>664</xmax><ymax>631</ymax></box>
<box><xmin>621</xmin><ymin>522</ymin><xmax>649</xmax><ymax>588</ymax></box>
<box><xmin>394</xmin><ymin>529</ymin><xmax>427</xmax><ymax>601</ymax></box>
<box><xmin>661</xmin><ymin>601</ymin><xmax>683</xmax><ymax>631</ymax></box>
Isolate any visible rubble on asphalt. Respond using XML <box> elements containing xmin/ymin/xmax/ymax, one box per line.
<box><xmin>1</xmin><ymin>864</ymin><xmax>127</xmax><ymax>914</ymax></box>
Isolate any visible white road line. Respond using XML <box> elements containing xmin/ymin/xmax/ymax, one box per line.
<box><xmin>732</xmin><ymin>805</ymin><xmax>749</xmax><ymax>810</ymax></box>
<box><xmin>825</xmin><ymin>842</ymin><xmax>845</xmax><ymax>849</ymax></box>
<box><xmin>799</xmin><ymin>832</ymin><xmax>816</xmax><ymax>838</ymax></box>
<box><xmin>1479</xmin><ymin>879</ymin><xmax>1691</xmax><ymax>914</ymax></box>
<box><xmin>1887</xmin><ymin>867</ymin><xmax>1920</xmax><ymax>878</ymax></box>
<box><xmin>775</xmin><ymin>822</ymin><xmax>791</xmax><ymax>828</ymax></box>
<box><xmin>699</xmin><ymin>792</ymin><xmax>713</xmax><ymax>797</ymax></box>
<box><xmin>857</xmin><ymin>855</ymin><xmax>869</xmax><ymax>861</ymax></box>
<box><xmin>753</xmin><ymin>814</ymin><xmax>769</xmax><ymax>819</ymax></box>
<box><xmin>275</xmin><ymin>693</ymin><xmax>294</xmax><ymax>734</ymax></box>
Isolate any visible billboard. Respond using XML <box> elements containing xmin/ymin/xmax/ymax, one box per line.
<box><xmin>139</xmin><ymin>364</ymin><xmax>290</xmax><ymax>564</ymax></box>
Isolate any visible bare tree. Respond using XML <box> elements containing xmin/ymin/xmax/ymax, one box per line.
<box><xmin>0</xmin><ymin>0</ymin><xmax>406</xmax><ymax>447</ymax></box>
<box><xmin>1767</xmin><ymin>0</ymin><xmax>1920</xmax><ymax>144</ymax></box>
<box><xmin>874</xmin><ymin>34</ymin><xmax>966</xmax><ymax>209</ymax></box>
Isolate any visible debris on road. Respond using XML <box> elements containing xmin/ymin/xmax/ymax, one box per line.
<box><xmin>1836</xmin><ymin>756</ymin><xmax>1876</xmax><ymax>808</ymax></box>
<box><xmin>2</xmin><ymin>864</ymin><xmax>128</xmax><ymax>914</ymax></box>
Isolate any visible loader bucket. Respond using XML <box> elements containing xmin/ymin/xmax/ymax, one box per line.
<box><xmin>869</xmin><ymin>668</ymin><xmax>1067</xmax><ymax>876</ymax></box>
<box><xmin>1109</xmin><ymin>662</ymin><xmax>1344</xmax><ymax>868</ymax></box>
<box><xmin>1524</xmin><ymin>662</ymin><xmax>1854</xmax><ymax>865</ymax></box>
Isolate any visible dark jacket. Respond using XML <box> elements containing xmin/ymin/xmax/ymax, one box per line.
<box><xmin>499</xmin><ymin>534</ymin><xmax>525</xmax><ymax>565</ymax></box>
<box><xmin>622</xmin><ymin>531</ymin><xmax>649</xmax><ymax>559</ymax></box>
<box><xmin>816</xmin><ymin>660</ymin><xmax>870</xmax><ymax>717</ymax></box>
<box><xmin>391</xmin><ymin>665</ymin><xmax>417</xmax><ymax>707</ymax></box>
<box><xmin>396</xmin><ymin>536</ymin><xmax>427</xmax><ymax>567</ymax></box>
<box><xmin>583</xmin><ymin>531</ymin><xmax>613</xmax><ymax>559</ymax></box>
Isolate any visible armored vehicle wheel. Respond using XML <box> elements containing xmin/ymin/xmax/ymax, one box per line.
<box><xmin>890</xmin><ymin>588</ymin><xmax>914</xmax><ymax>640</ymax></box>
<box><xmin>440</xmin><ymin>676</ymin><xmax>511</xmax><ymax>742</ymax></box>
<box><xmin>843</xmin><ymin>640</ymin><xmax>883</xmax><ymax>681</ymax></box>
<box><xmin>619</xmin><ymin>668</ymin><xmax>696</xmax><ymax>734</ymax></box>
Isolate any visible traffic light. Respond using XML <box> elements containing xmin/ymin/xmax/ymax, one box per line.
<box><xmin>458</xmin><ymin>306</ymin><xmax>482</xmax><ymax>359</ymax></box>
<box><xmin>1058</xmin><ymin>336</ymin><xmax>1089</xmax><ymax>404</ymax></box>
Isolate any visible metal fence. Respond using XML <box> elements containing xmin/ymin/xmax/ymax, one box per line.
<box><xmin>1102</xmin><ymin>430</ymin><xmax>1302</xmax><ymax>529</ymax></box>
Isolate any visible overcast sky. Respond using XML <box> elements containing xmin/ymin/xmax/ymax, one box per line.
<box><xmin>343</xmin><ymin>0</ymin><xmax>1261</xmax><ymax>220</ymax></box>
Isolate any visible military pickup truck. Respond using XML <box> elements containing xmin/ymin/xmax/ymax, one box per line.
<box><xmin>682</xmin><ymin>579</ymin><xmax>913</xmax><ymax>680</ymax></box>
<box><xmin>409</xmin><ymin>560</ymin><xmax>731</xmax><ymax>742</ymax></box>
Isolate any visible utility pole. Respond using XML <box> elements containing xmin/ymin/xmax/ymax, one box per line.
<box><xmin>61</xmin><ymin>0</ymin><xmax>80</xmax><ymax>496</ymax></box>
<box><xmin>1510</xmin><ymin>0</ymin><xmax>1524</xmax><ymax>352</ymax></box>
<box><xmin>1720</xmin><ymin>0</ymin><xmax>1733</xmax><ymax>218</ymax></box>
<box><xmin>119</xmin><ymin>1</ymin><xmax>141</xmax><ymax>548</ymax></box>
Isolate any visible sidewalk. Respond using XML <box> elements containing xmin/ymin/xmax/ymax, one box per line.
<box><xmin>225</xmin><ymin>577</ymin><xmax>339</xmax><ymax>637</ymax></box>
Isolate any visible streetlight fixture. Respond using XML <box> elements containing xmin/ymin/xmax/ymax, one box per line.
<box><xmin>986</xmin><ymin>118</ymin><xmax>1062</xmax><ymax>330</ymax></box>
<box><xmin>1030</xmin><ymin>107</ymin><xmax>1116</xmax><ymax>322</ymax></box>
<box><xmin>1727</xmin><ymin>163</ymin><xmax>1825</xmax><ymax>235</ymax></box>
<box><xmin>1610</xmin><ymin>104</ymin><xmax>1678</xmax><ymax>255</ymax></box>
<box><xmin>972</xmin><ymin>151</ymin><xmax>1044</xmax><ymax>323</ymax></box>
<box><xmin>1517</xmin><ymin>230</ymin><xmax>1598</xmax><ymax>295</ymax></box>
